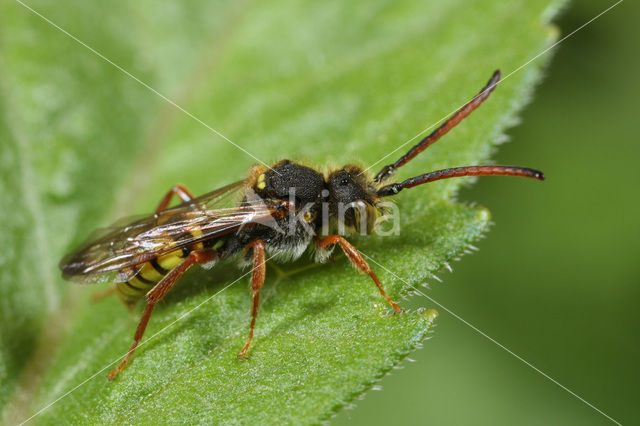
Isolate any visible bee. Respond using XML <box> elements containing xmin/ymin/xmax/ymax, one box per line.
<box><xmin>60</xmin><ymin>70</ymin><xmax>544</xmax><ymax>380</ymax></box>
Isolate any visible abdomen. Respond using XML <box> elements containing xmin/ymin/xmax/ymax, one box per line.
<box><xmin>116</xmin><ymin>248</ymin><xmax>186</xmax><ymax>307</ymax></box>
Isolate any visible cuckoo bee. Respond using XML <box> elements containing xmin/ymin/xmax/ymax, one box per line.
<box><xmin>60</xmin><ymin>70</ymin><xmax>544</xmax><ymax>380</ymax></box>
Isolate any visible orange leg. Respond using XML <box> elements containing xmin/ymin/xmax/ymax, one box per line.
<box><xmin>318</xmin><ymin>235</ymin><xmax>403</xmax><ymax>313</ymax></box>
<box><xmin>238</xmin><ymin>240</ymin><xmax>266</xmax><ymax>359</ymax></box>
<box><xmin>155</xmin><ymin>184</ymin><xmax>195</xmax><ymax>213</ymax></box>
<box><xmin>107</xmin><ymin>250</ymin><xmax>216</xmax><ymax>380</ymax></box>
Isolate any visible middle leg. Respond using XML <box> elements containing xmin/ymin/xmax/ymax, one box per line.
<box><xmin>238</xmin><ymin>240</ymin><xmax>266</xmax><ymax>359</ymax></box>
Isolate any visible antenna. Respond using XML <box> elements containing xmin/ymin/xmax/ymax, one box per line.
<box><xmin>377</xmin><ymin>165</ymin><xmax>544</xmax><ymax>197</ymax></box>
<box><xmin>375</xmin><ymin>70</ymin><xmax>501</xmax><ymax>183</ymax></box>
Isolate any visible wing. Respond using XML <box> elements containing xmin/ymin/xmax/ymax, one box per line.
<box><xmin>60</xmin><ymin>180</ymin><xmax>282</xmax><ymax>284</ymax></box>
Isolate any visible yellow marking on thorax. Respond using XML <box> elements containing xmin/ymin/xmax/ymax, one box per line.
<box><xmin>256</xmin><ymin>173</ymin><xmax>266</xmax><ymax>190</ymax></box>
<box><xmin>247</xmin><ymin>164</ymin><xmax>266</xmax><ymax>184</ymax></box>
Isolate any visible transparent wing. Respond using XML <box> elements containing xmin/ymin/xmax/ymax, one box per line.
<box><xmin>60</xmin><ymin>180</ymin><xmax>283</xmax><ymax>283</ymax></box>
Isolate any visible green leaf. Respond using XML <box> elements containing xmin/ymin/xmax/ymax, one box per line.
<box><xmin>0</xmin><ymin>0</ymin><xmax>563</xmax><ymax>423</ymax></box>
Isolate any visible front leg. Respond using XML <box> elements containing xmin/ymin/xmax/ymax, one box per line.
<box><xmin>238</xmin><ymin>240</ymin><xmax>266</xmax><ymax>358</ymax></box>
<box><xmin>317</xmin><ymin>235</ymin><xmax>402</xmax><ymax>313</ymax></box>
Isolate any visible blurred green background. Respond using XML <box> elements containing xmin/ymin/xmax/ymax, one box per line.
<box><xmin>335</xmin><ymin>0</ymin><xmax>640</xmax><ymax>424</ymax></box>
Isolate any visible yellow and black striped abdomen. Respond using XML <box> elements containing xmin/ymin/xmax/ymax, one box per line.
<box><xmin>116</xmin><ymin>248</ymin><xmax>186</xmax><ymax>307</ymax></box>
<box><xmin>115</xmin><ymin>223</ymin><xmax>206</xmax><ymax>307</ymax></box>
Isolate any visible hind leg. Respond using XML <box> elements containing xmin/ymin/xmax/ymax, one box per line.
<box><xmin>107</xmin><ymin>250</ymin><xmax>216</xmax><ymax>380</ymax></box>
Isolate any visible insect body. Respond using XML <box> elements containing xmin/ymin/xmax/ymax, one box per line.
<box><xmin>60</xmin><ymin>70</ymin><xmax>544</xmax><ymax>379</ymax></box>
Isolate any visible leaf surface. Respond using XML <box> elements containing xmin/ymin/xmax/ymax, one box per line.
<box><xmin>0</xmin><ymin>0</ymin><xmax>562</xmax><ymax>423</ymax></box>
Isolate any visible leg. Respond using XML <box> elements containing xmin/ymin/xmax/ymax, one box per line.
<box><xmin>91</xmin><ymin>286</ymin><xmax>116</xmax><ymax>302</ymax></box>
<box><xmin>107</xmin><ymin>250</ymin><xmax>215</xmax><ymax>380</ymax></box>
<box><xmin>238</xmin><ymin>240</ymin><xmax>266</xmax><ymax>359</ymax></box>
<box><xmin>318</xmin><ymin>235</ymin><xmax>402</xmax><ymax>313</ymax></box>
<box><xmin>155</xmin><ymin>184</ymin><xmax>195</xmax><ymax>213</ymax></box>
